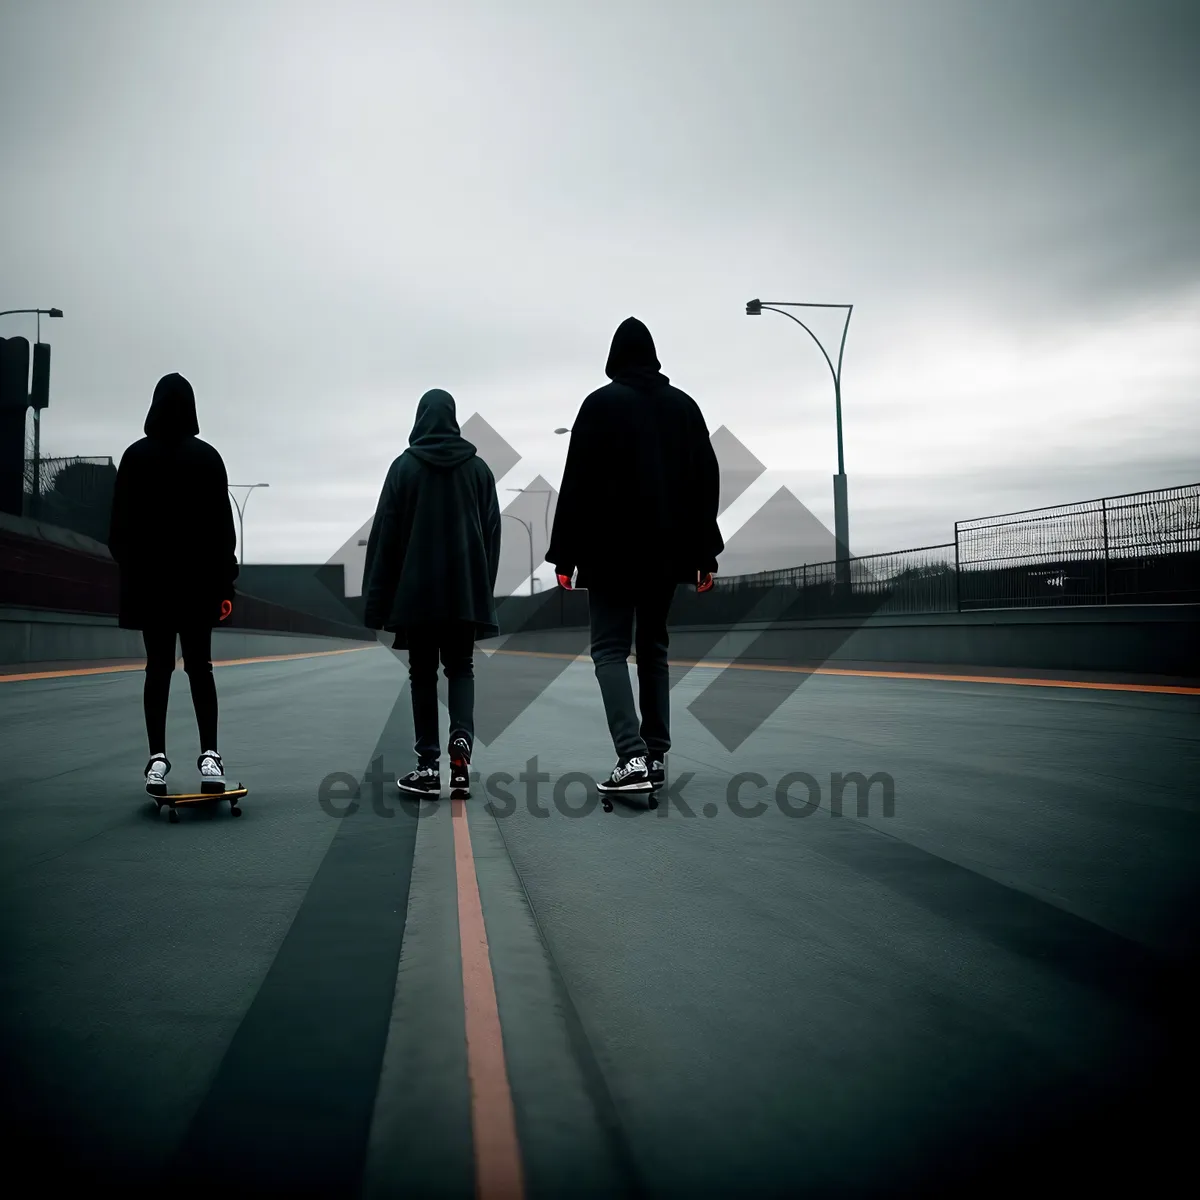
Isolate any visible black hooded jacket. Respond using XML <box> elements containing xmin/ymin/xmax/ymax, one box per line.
<box><xmin>362</xmin><ymin>389</ymin><xmax>501</xmax><ymax>647</ymax></box>
<box><xmin>107</xmin><ymin>373</ymin><xmax>238</xmax><ymax>630</ymax></box>
<box><xmin>546</xmin><ymin>318</ymin><xmax>723</xmax><ymax>589</ymax></box>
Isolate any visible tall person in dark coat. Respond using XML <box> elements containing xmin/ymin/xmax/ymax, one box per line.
<box><xmin>107</xmin><ymin>373</ymin><xmax>238</xmax><ymax>796</ymax></box>
<box><xmin>547</xmin><ymin>317</ymin><xmax>723</xmax><ymax>795</ymax></box>
<box><xmin>362</xmin><ymin>388</ymin><xmax>502</xmax><ymax>799</ymax></box>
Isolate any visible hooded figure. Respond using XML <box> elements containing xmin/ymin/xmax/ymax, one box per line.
<box><xmin>545</xmin><ymin>318</ymin><xmax>724</xmax><ymax>796</ymax></box>
<box><xmin>362</xmin><ymin>389</ymin><xmax>501</xmax><ymax>647</ymax></box>
<box><xmin>108</xmin><ymin>373</ymin><xmax>238</xmax><ymax>630</ymax></box>
<box><xmin>108</xmin><ymin>373</ymin><xmax>238</xmax><ymax>795</ymax></box>
<box><xmin>547</xmin><ymin>317</ymin><xmax>723</xmax><ymax>590</ymax></box>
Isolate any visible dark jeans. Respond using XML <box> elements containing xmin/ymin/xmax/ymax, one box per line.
<box><xmin>588</xmin><ymin>582</ymin><xmax>676</xmax><ymax>761</ymax></box>
<box><xmin>407</xmin><ymin>621</ymin><xmax>476</xmax><ymax>767</ymax></box>
<box><xmin>142</xmin><ymin>625</ymin><xmax>218</xmax><ymax>755</ymax></box>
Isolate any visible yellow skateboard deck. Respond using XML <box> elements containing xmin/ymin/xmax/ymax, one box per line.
<box><xmin>152</xmin><ymin>785</ymin><xmax>247</xmax><ymax>822</ymax></box>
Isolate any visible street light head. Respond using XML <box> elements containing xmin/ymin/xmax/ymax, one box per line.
<box><xmin>258</xmin><ymin>483</ymin><xmax>270</xmax><ymax>488</ymax></box>
<box><xmin>554</xmin><ymin>427</ymin><xmax>570</xmax><ymax>434</ymax></box>
<box><xmin>745</xmin><ymin>299</ymin><xmax>762</xmax><ymax>316</ymax></box>
<box><xmin>48</xmin><ymin>308</ymin><xmax>64</xmax><ymax>318</ymax></box>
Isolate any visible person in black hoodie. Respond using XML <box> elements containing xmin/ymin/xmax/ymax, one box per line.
<box><xmin>107</xmin><ymin>373</ymin><xmax>238</xmax><ymax>796</ymax></box>
<box><xmin>362</xmin><ymin>388</ymin><xmax>502</xmax><ymax>799</ymax></box>
<box><xmin>547</xmin><ymin>317</ymin><xmax>723</xmax><ymax>795</ymax></box>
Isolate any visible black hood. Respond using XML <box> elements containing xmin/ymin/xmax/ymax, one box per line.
<box><xmin>605</xmin><ymin>317</ymin><xmax>670</xmax><ymax>391</ymax></box>
<box><xmin>404</xmin><ymin>389</ymin><xmax>477</xmax><ymax>470</ymax></box>
<box><xmin>144</xmin><ymin>373</ymin><xmax>200</xmax><ymax>438</ymax></box>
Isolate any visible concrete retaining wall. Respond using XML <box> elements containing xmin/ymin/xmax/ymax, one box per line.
<box><xmin>1</xmin><ymin>606</ymin><xmax>376</xmax><ymax>666</ymax></box>
<box><xmin>485</xmin><ymin>604</ymin><xmax>1200</xmax><ymax>677</ymax></box>
<box><xmin>9</xmin><ymin>602</ymin><xmax>1192</xmax><ymax>677</ymax></box>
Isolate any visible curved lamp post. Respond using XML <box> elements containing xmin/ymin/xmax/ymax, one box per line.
<box><xmin>0</xmin><ymin>307</ymin><xmax>63</xmax><ymax>339</ymax></box>
<box><xmin>508</xmin><ymin>485</ymin><xmax>553</xmax><ymax>543</ymax></box>
<box><xmin>502</xmin><ymin>511</ymin><xmax>536</xmax><ymax>596</ymax></box>
<box><xmin>228</xmin><ymin>483</ymin><xmax>269</xmax><ymax>565</ymax></box>
<box><xmin>746</xmin><ymin>298</ymin><xmax>852</xmax><ymax>581</ymax></box>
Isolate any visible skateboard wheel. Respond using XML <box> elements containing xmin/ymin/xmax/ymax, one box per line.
<box><xmin>168</xmin><ymin>808</ymin><xmax>179</xmax><ymax>824</ymax></box>
<box><xmin>648</xmin><ymin>795</ymin><xmax>659</xmax><ymax>810</ymax></box>
<box><xmin>602</xmin><ymin>798</ymin><xmax>613</xmax><ymax>813</ymax></box>
<box><xmin>230</xmin><ymin>805</ymin><xmax>242</xmax><ymax>817</ymax></box>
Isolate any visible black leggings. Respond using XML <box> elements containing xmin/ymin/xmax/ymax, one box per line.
<box><xmin>142</xmin><ymin>625</ymin><xmax>218</xmax><ymax>755</ymax></box>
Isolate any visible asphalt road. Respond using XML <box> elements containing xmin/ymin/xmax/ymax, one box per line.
<box><xmin>1</xmin><ymin>642</ymin><xmax>1197</xmax><ymax>1197</ymax></box>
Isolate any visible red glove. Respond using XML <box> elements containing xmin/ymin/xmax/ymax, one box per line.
<box><xmin>696</xmin><ymin>572</ymin><xmax>714</xmax><ymax>593</ymax></box>
<box><xmin>219</xmin><ymin>599</ymin><xmax>233</xmax><ymax>621</ymax></box>
<box><xmin>557</xmin><ymin>572</ymin><xmax>574</xmax><ymax>591</ymax></box>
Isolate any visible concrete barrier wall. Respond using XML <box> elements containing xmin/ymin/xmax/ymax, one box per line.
<box><xmin>484</xmin><ymin>604</ymin><xmax>1200</xmax><ymax>677</ymax></box>
<box><xmin>9</xmin><ymin>602</ymin><xmax>1193</xmax><ymax>677</ymax></box>
<box><xmin>1</xmin><ymin>606</ymin><xmax>376</xmax><ymax>667</ymax></box>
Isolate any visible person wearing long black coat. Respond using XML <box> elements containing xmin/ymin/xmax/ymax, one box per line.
<box><xmin>362</xmin><ymin>388</ymin><xmax>501</xmax><ymax>799</ymax></box>
<box><xmin>546</xmin><ymin>317</ymin><xmax>724</xmax><ymax>795</ymax></box>
<box><xmin>107</xmin><ymin>373</ymin><xmax>238</xmax><ymax>796</ymax></box>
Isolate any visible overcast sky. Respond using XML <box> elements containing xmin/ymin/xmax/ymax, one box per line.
<box><xmin>3</xmin><ymin>0</ymin><xmax>1197</xmax><ymax>587</ymax></box>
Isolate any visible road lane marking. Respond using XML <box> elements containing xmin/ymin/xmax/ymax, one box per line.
<box><xmin>4</xmin><ymin>643</ymin><xmax>1194</xmax><ymax>696</ymax></box>
<box><xmin>0</xmin><ymin>644</ymin><xmax>377</xmax><ymax>682</ymax></box>
<box><xmin>452</xmin><ymin>796</ymin><xmax>526</xmax><ymax>1200</ymax></box>
<box><xmin>486</xmin><ymin>649</ymin><xmax>1200</xmax><ymax>695</ymax></box>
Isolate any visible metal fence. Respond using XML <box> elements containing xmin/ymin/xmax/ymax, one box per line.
<box><xmin>23</xmin><ymin>456</ymin><xmax>117</xmax><ymax>543</ymax></box>
<box><xmin>710</xmin><ymin>542</ymin><xmax>957</xmax><ymax>620</ymax></box>
<box><xmin>955</xmin><ymin>482</ymin><xmax>1200</xmax><ymax>608</ymax></box>
<box><xmin>708</xmin><ymin>481</ymin><xmax>1199</xmax><ymax>619</ymax></box>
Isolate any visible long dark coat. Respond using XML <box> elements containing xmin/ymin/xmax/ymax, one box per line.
<box><xmin>546</xmin><ymin>317</ymin><xmax>724</xmax><ymax>590</ymax></box>
<box><xmin>107</xmin><ymin>374</ymin><xmax>238</xmax><ymax>631</ymax></box>
<box><xmin>362</xmin><ymin>389</ymin><xmax>501</xmax><ymax>649</ymax></box>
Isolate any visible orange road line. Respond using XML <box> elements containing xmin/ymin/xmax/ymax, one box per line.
<box><xmin>451</xmin><ymin>796</ymin><xmax>525</xmax><ymax>1200</ymax></box>
<box><xmin>487</xmin><ymin>648</ymin><xmax>1200</xmax><ymax>695</ymax></box>
<box><xmin>0</xmin><ymin>644</ymin><xmax>376</xmax><ymax>682</ymax></box>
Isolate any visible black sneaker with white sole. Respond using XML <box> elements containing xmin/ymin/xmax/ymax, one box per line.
<box><xmin>648</xmin><ymin>758</ymin><xmax>665</xmax><ymax>790</ymax></box>
<box><xmin>398</xmin><ymin>765</ymin><xmax>441</xmax><ymax>796</ymax></box>
<box><xmin>449</xmin><ymin>734</ymin><xmax>471</xmax><ymax>799</ymax></box>
<box><xmin>598</xmin><ymin>755</ymin><xmax>652</xmax><ymax>793</ymax></box>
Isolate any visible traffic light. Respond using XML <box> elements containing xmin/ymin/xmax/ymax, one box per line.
<box><xmin>32</xmin><ymin>342</ymin><xmax>50</xmax><ymax>410</ymax></box>
<box><xmin>0</xmin><ymin>336</ymin><xmax>31</xmax><ymax>515</ymax></box>
<box><xmin>0</xmin><ymin>335</ymin><xmax>30</xmax><ymax>409</ymax></box>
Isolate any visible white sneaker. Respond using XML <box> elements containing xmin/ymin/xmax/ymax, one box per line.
<box><xmin>198</xmin><ymin>750</ymin><xmax>226</xmax><ymax>793</ymax></box>
<box><xmin>145</xmin><ymin>754</ymin><xmax>171</xmax><ymax>796</ymax></box>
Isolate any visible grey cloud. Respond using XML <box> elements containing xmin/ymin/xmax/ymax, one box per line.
<box><xmin>2</xmin><ymin>0</ymin><xmax>1196</xmax><ymax>567</ymax></box>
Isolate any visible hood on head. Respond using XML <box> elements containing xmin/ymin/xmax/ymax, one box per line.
<box><xmin>605</xmin><ymin>317</ymin><xmax>669</xmax><ymax>390</ymax></box>
<box><xmin>405</xmin><ymin>388</ymin><xmax>478</xmax><ymax>470</ymax></box>
<box><xmin>144</xmin><ymin>373</ymin><xmax>200</xmax><ymax>438</ymax></box>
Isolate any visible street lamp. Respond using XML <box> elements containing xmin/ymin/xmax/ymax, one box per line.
<box><xmin>228</xmin><ymin>483</ymin><xmax>269</xmax><ymax>565</ymax></box>
<box><xmin>0</xmin><ymin>308</ymin><xmax>63</xmax><ymax>519</ymax></box>
<box><xmin>554</xmin><ymin>427</ymin><xmax>570</xmax><ymax>434</ymax></box>
<box><xmin>508</xmin><ymin>486</ymin><xmax>553</xmax><ymax>542</ymax></box>
<box><xmin>0</xmin><ymin>307</ymin><xmax>63</xmax><ymax>340</ymax></box>
<box><xmin>501</xmin><ymin>511</ymin><xmax>535</xmax><ymax>596</ymax></box>
<box><xmin>746</xmin><ymin>298</ymin><xmax>853</xmax><ymax>581</ymax></box>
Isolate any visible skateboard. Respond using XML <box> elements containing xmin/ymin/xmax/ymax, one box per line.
<box><xmin>151</xmin><ymin>785</ymin><xmax>248</xmax><ymax>823</ymax></box>
<box><xmin>600</xmin><ymin>791</ymin><xmax>658</xmax><ymax>813</ymax></box>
